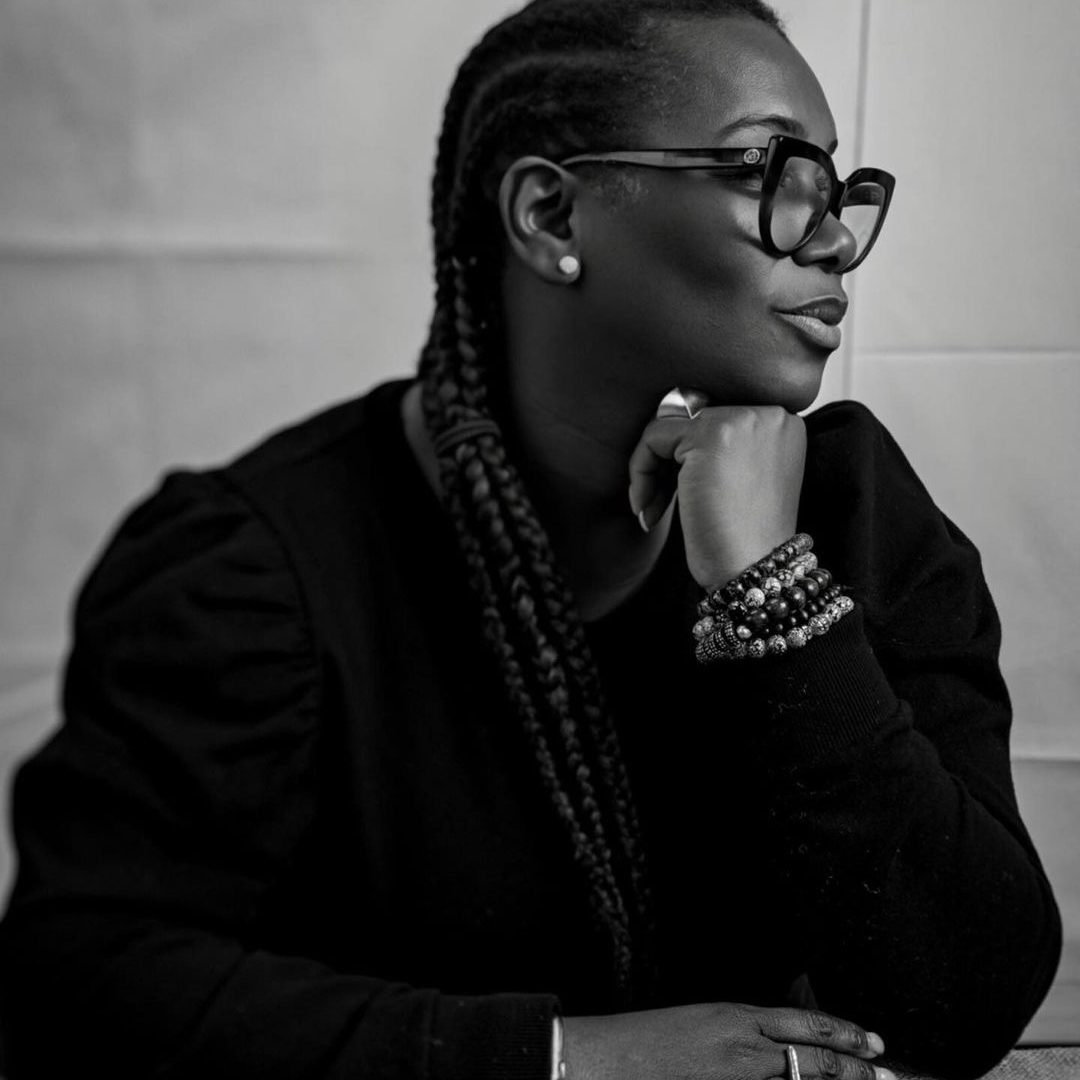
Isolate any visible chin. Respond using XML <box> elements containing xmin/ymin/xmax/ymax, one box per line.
<box><xmin>783</xmin><ymin>383</ymin><xmax>824</xmax><ymax>413</ymax></box>
<box><xmin>708</xmin><ymin>374</ymin><xmax>824</xmax><ymax>414</ymax></box>
<box><xmin>763</xmin><ymin>355</ymin><xmax>829</xmax><ymax>412</ymax></box>
<box><xmin>691</xmin><ymin>339</ymin><xmax>829</xmax><ymax>413</ymax></box>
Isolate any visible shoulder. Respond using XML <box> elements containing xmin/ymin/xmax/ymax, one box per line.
<box><xmin>221</xmin><ymin>377</ymin><xmax>411</xmax><ymax>499</ymax></box>
<box><xmin>801</xmin><ymin>396</ymin><xmax>950</xmax><ymax>521</ymax></box>
<box><xmin>799</xmin><ymin>399</ymin><xmax>995</xmax><ymax>646</ymax></box>
<box><xmin>803</xmin><ymin>398</ymin><xmax>925</xmax><ymax>496</ymax></box>
<box><xmin>77</xmin><ymin>378</ymin><xmax>414</xmax><ymax>637</ymax></box>
<box><xmin>800</xmin><ymin>397</ymin><xmax>943</xmax><ymax>548</ymax></box>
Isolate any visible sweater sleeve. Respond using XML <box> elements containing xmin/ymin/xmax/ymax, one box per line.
<box><xmin>0</xmin><ymin>471</ymin><xmax>556</xmax><ymax>1080</ymax></box>
<box><xmin>723</xmin><ymin>404</ymin><xmax>1061</xmax><ymax>1080</ymax></box>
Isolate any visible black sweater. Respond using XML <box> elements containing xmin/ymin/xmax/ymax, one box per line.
<box><xmin>0</xmin><ymin>379</ymin><xmax>1061</xmax><ymax>1080</ymax></box>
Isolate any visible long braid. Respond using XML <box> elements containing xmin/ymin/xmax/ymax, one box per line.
<box><xmin>419</xmin><ymin>0</ymin><xmax>786</xmax><ymax>1001</ymax></box>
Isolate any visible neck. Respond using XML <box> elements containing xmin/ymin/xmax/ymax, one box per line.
<box><xmin>501</xmin><ymin>384</ymin><xmax>674</xmax><ymax>621</ymax></box>
<box><xmin>401</xmin><ymin>378</ymin><xmax>672</xmax><ymax>622</ymax></box>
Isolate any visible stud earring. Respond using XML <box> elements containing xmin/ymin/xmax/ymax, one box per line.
<box><xmin>557</xmin><ymin>255</ymin><xmax>581</xmax><ymax>279</ymax></box>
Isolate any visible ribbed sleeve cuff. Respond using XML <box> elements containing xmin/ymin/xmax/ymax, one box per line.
<box><xmin>734</xmin><ymin>605</ymin><xmax>901</xmax><ymax>761</ymax></box>
<box><xmin>427</xmin><ymin>992</ymin><xmax>560</xmax><ymax>1080</ymax></box>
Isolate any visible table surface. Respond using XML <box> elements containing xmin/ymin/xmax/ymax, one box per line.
<box><xmin>892</xmin><ymin>1047</ymin><xmax>1080</xmax><ymax>1080</ymax></box>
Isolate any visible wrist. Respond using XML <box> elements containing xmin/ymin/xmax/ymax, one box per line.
<box><xmin>692</xmin><ymin>534</ymin><xmax>856</xmax><ymax>664</ymax></box>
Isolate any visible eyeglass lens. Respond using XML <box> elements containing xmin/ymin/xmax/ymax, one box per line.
<box><xmin>770</xmin><ymin>157</ymin><xmax>887</xmax><ymax>267</ymax></box>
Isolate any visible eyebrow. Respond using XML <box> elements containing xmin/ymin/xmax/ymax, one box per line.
<box><xmin>714</xmin><ymin>113</ymin><xmax>839</xmax><ymax>154</ymax></box>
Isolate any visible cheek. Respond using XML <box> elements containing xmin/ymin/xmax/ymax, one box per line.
<box><xmin>583</xmin><ymin>189</ymin><xmax>779</xmax><ymax>356</ymax></box>
<box><xmin>652</xmin><ymin>191</ymin><xmax>768</xmax><ymax>305</ymax></box>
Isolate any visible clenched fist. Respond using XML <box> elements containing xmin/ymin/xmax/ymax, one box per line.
<box><xmin>628</xmin><ymin>391</ymin><xmax>807</xmax><ymax>590</ymax></box>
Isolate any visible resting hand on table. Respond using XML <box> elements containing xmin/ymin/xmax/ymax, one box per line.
<box><xmin>628</xmin><ymin>391</ymin><xmax>807</xmax><ymax>591</ymax></box>
<box><xmin>563</xmin><ymin>1002</ymin><xmax>892</xmax><ymax>1080</ymax></box>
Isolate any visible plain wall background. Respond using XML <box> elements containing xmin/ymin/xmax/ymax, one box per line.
<box><xmin>1</xmin><ymin>0</ymin><xmax>1077</xmax><ymax>1042</ymax></box>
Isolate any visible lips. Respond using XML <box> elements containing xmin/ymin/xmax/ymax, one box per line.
<box><xmin>774</xmin><ymin>296</ymin><xmax>848</xmax><ymax>351</ymax></box>
<box><xmin>777</xmin><ymin>297</ymin><xmax>848</xmax><ymax>325</ymax></box>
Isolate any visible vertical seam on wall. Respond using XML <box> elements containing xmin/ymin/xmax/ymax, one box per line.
<box><xmin>127</xmin><ymin>0</ymin><xmax>163</xmax><ymax>475</ymax></box>
<box><xmin>845</xmin><ymin>0</ymin><xmax>873</xmax><ymax>401</ymax></box>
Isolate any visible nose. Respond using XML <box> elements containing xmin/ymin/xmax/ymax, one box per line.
<box><xmin>790</xmin><ymin>211</ymin><xmax>858</xmax><ymax>273</ymax></box>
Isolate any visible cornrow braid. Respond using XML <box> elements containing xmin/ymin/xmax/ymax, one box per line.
<box><xmin>418</xmin><ymin>0</ymin><xmax>786</xmax><ymax>1002</ymax></box>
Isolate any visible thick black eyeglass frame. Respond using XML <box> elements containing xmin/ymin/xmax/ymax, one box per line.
<box><xmin>560</xmin><ymin>134</ymin><xmax>896</xmax><ymax>272</ymax></box>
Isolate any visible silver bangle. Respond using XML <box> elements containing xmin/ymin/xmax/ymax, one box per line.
<box><xmin>551</xmin><ymin>1014</ymin><xmax>567</xmax><ymax>1080</ymax></box>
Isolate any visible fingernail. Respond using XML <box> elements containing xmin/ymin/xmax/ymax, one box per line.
<box><xmin>637</xmin><ymin>509</ymin><xmax>651</xmax><ymax>533</ymax></box>
<box><xmin>875</xmin><ymin>1068</ymin><xmax>896</xmax><ymax>1080</ymax></box>
<box><xmin>867</xmin><ymin>1033</ymin><xmax>885</xmax><ymax>1056</ymax></box>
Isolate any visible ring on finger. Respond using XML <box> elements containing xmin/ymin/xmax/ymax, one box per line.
<box><xmin>655</xmin><ymin>386</ymin><xmax>709</xmax><ymax>420</ymax></box>
<box><xmin>786</xmin><ymin>1045</ymin><xmax>802</xmax><ymax>1080</ymax></box>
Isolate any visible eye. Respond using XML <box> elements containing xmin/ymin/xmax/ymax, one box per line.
<box><xmin>709</xmin><ymin>168</ymin><xmax>764</xmax><ymax>192</ymax></box>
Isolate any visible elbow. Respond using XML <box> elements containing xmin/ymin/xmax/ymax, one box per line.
<box><xmin>889</xmin><ymin>896</ymin><xmax>1063</xmax><ymax>1080</ymax></box>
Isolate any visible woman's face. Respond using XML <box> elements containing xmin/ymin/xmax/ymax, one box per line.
<box><xmin>574</xmin><ymin>17</ymin><xmax>853</xmax><ymax>414</ymax></box>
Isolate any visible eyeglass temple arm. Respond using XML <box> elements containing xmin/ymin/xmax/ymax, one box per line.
<box><xmin>559</xmin><ymin>149</ymin><xmax>764</xmax><ymax>169</ymax></box>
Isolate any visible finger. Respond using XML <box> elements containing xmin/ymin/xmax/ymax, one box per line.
<box><xmin>755</xmin><ymin>1007</ymin><xmax>885</xmax><ymax>1060</ymax></box>
<box><xmin>636</xmin><ymin>489</ymin><xmax>677</xmax><ymax>534</ymax></box>
<box><xmin>786</xmin><ymin>1043</ymin><xmax>896</xmax><ymax>1080</ymax></box>
<box><xmin>627</xmin><ymin>416</ymin><xmax>689</xmax><ymax>521</ymax></box>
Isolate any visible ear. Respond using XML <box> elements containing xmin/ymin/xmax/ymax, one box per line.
<box><xmin>497</xmin><ymin>156</ymin><xmax>583</xmax><ymax>284</ymax></box>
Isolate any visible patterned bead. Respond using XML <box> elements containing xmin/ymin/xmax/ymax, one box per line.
<box><xmin>809</xmin><ymin>614</ymin><xmax>831</xmax><ymax>636</ymax></box>
<box><xmin>692</xmin><ymin>616</ymin><xmax>715</xmax><ymax>640</ymax></box>
<box><xmin>736</xmin><ymin>623</ymin><xmax>754</xmax><ymax>641</ymax></box>
<box><xmin>836</xmin><ymin>595</ymin><xmax>855</xmax><ymax>615</ymax></box>
<box><xmin>762</xmin><ymin>577</ymin><xmax>782</xmax><ymax>596</ymax></box>
<box><xmin>745</xmin><ymin>609</ymin><xmax>770</xmax><ymax>635</ymax></box>
<box><xmin>786</xmin><ymin>626</ymin><xmax>809</xmax><ymax>649</ymax></box>
<box><xmin>764</xmin><ymin>597</ymin><xmax>790</xmax><ymax>621</ymax></box>
<box><xmin>695</xmin><ymin>635</ymin><xmax>725</xmax><ymax>663</ymax></box>
<box><xmin>785</xmin><ymin>585</ymin><xmax>807</xmax><ymax>609</ymax></box>
<box><xmin>766</xmin><ymin>634</ymin><xmax>788</xmax><ymax>656</ymax></box>
<box><xmin>775</xmin><ymin>568</ymin><xmax>796</xmax><ymax>588</ymax></box>
<box><xmin>747</xmin><ymin>638</ymin><xmax>768</xmax><ymax>659</ymax></box>
<box><xmin>792</xmin><ymin>533</ymin><xmax>814</xmax><ymax>555</ymax></box>
<box><xmin>759</xmin><ymin>558</ymin><xmax>777</xmax><ymax>574</ymax></box>
<box><xmin>744</xmin><ymin>587</ymin><xmax>766</xmax><ymax>609</ymax></box>
<box><xmin>719</xmin><ymin>615</ymin><xmax>742</xmax><ymax>651</ymax></box>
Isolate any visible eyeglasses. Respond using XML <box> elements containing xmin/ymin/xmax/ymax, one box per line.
<box><xmin>560</xmin><ymin>134</ymin><xmax>895</xmax><ymax>273</ymax></box>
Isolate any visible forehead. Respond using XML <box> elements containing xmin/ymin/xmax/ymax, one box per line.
<box><xmin>640</xmin><ymin>17</ymin><xmax>837</xmax><ymax>150</ymax></box>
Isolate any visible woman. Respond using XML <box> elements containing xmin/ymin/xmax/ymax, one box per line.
<box><xmin>0</xmin><ymin>1</ymin><xmax>1061</xmax><ymax>1078</ymax></box>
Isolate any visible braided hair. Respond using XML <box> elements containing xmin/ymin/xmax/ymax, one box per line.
<box><xmin>418</xmin><ymin>0</ymin><xmax>785</xmax><ymax>1003</ymax></box>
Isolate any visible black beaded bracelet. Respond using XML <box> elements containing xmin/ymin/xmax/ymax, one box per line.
<box><xmin>692</xmin><ymin>533</ymin><xmax>855</xmax><ymax>663</ymax></box>
<box><xmin>696</xmin><ymin>532</ymin><xmax>815</xmax><ymax>617</ymax></box>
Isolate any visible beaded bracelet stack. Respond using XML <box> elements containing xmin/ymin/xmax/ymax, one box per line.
<box><xmin>692</xmin><ymin>533</ymin><xmax>855</xmax><ymax>664</ymax></box>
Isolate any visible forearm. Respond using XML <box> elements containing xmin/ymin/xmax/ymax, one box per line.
<box><xmin>0</xmin><ymin>908</ymin><xmax>557</xmax><ymax>1080</ymax></box>
<box><xmin>732</xmin><ymin>611</ymin><xmax>1061</xmax><ymax>1078</ymax></box>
